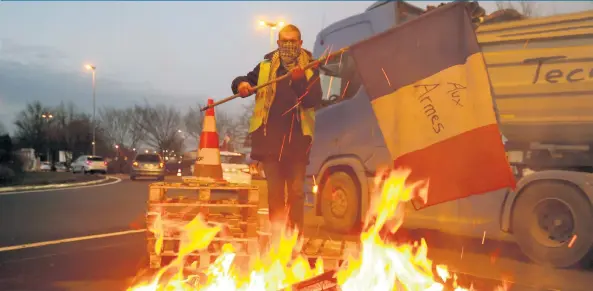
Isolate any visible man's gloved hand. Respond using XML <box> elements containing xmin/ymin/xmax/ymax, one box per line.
<box><xmin>238</xmin><ymin>81</ymin><xmax>254</xmax><ymax>97</ymax></box>
<box><xmin>290</xmin><ymin>66</ymin><xmax>305</xmax><ymax>81</ymax></box>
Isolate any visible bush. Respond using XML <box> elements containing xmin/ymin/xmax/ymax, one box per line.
<box><xmin>0</xmin><ymin>134</ymin><xmax>25</xmax><ymax>185</ymax></box>
<box><xmin>0</xmin><ymin>165</ymin><xmax>15</xmax><ymax>184</ymax></box>
<box><xmin>0</xmin><ymin>155</ymin><xmax>25</xmax><ymax>185</ymax></box>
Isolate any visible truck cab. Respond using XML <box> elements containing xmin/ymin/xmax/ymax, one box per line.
<box><xmin>304</xmin><ymin>1</ymin><xmax>593</xmax><ymax>268</ymax></box>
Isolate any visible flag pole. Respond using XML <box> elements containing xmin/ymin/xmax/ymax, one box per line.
<box><xmin>200</xmin><ymin>47</ymin><xmax>350</xmax><ymax>112</ymax></box>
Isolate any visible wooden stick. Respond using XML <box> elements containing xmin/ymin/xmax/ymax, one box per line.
<box><xmin>200</xmin><ymin>47</ymin><xmax>350</xmax><ymax>112</ymax></box>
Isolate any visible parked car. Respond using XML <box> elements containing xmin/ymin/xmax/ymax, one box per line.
<box><xmin>39</xmin><ymin>162</ymin><xmax>52</xmax><ymax>171</ymax></box>
<box><xmin>54</xmin><ymin>162</ymin><xmax>68</xmax><ymax>172</ymax></box>
<box><xmin>130</xmin><ymin>153</ymin><xmax>165</xmax><ymax>181</ymax></box>
<box><xmin>190</xmin><ymin>151</ymin><xmax>252</xmax><ymax>184</ymax></box>
<box><xmin>71</xmin><ymin>155</ymin><xmax>107</xmax><ymax>174</ymax></box>
<box><xmin>220</xmin><ymin>151</ymin><xmax>251</xmax><ymax>185</ymax></box>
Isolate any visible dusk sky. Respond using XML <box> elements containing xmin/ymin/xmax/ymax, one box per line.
<box><xmin>0</xmin><ymin>1</ymin><xmax>591</xmax><ymax>133</ymax></box>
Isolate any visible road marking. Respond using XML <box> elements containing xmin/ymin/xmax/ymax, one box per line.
<box><xmin>0</xmin><ymin>176</ymin><xmax>122</xmax><ymax>196</ymax></box>
<box><xmin>0</xmin><ymin>228</ymin><xmax>146</xmax><ymax>253</ymax></box>
<box><xmin>0</xmin><ymin>241</ymin><xmax>141</xmax><ymax>264</ymax></box>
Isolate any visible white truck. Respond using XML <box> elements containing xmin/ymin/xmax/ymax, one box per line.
<box><xmin>303</xmin><ymin>1</ymin><xmax>593</xmax><ymax>268</ymax></box>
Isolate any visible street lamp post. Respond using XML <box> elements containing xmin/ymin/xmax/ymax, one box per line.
<box><xmin>85</xmin><ymin>64</ymin><xmax>97</xmax><ymax>156</ymax></box>
<box><xmin>259</xmin><ymin>20</ymin><xmax>285</xmax><ymax>50</ymax></box>
<box><xmin>41</xmin><ymin>113</ymin><xmax>54</xmax><ymax>162</ymax></box>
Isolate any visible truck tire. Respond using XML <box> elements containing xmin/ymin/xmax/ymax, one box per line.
<box><xmin>512</xmin><ymin>181</ymin><xmax>593</xmax><ymax>268</ymax></box>
<box><xmin>320</xmin><ymin>171</ymin><xmax>360</xmax><ymax>233</ymax></box>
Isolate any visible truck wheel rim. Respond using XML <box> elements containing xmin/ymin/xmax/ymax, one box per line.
<box><xmin>330</xmin><ymin>189</ymin><xmax>348</xmax><ymax>218</ymax></box>
<box><xmin>532</xmin><ymin>198</ymin><xmax>575</xmax><ymax>247</ymax></box>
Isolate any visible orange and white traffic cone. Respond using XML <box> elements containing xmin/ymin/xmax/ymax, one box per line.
<box><xmin>193</xmin><ymin>99</ymin><xmax>225</xmax><ymax>182</ymax></box>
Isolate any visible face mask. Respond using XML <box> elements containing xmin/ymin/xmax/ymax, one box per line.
<box><xmin>279</xmin><ymin>41</ymin><xmax>300</xmax><ymax>65</ymax></box>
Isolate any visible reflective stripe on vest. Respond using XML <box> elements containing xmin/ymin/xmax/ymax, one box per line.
<box><xmin>249</xmin><ymin>60</ymin><xmax>316</xmax><ymax>140</ymax></box>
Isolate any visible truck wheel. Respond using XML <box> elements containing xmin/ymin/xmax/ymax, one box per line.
<box><xmin>320</xmin><ymin>171</ymin><xmax>360</xmax><ymax>233</ymax></box>
<box><xmin>512</xmin><ymin>181</ymin><xmax>593</xmax><ymax>268</ymax></box>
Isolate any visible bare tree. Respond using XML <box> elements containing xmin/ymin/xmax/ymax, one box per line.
<box><xmin>183</xmin><ymin>103</ymin><xmax>205</xmax><ymax>141</ymax></box>
<box><xmin>53</xmin><ymin>101</ymin><xmax>81</xmax><ymax>152</ymax></box>
<box><xmin>495</xmin><ymin>1</ymin><xmax>538</xmax><ymax>17</ymax></box>
<box><xmin>183</xmin><ymin>102</ymin><xmax>254</xmax><ymax>151</ymax></box>
<box><xmin>14</xmin><ymin>101</ymin><xmax>53</xmax><ymax>155</ymax></box>
<box><xmin>133</xmin><ymin>103</ymin><xmax>183</xmax><ymax>152</ymax></box>
<box><xmin>235</xmin><ymin>102</ymin><xmax>254</xmax><ymax>148</ymax></box>
<box><xmin>126</xmin><ymin>108</ymin><xmax>145</xmax><ymax>149</ymax></box>
<box><xmin>98</xmin><ymin>107</ymin><xmax>144</xmax><ymax>149</ymax></box>
<box><xmin>216</xmin><ymin>111</ymin><xmax>238</xmax><ymax>140</ymax></box>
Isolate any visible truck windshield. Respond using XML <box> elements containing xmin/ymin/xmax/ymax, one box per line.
<box><xmin>319</xmin><ymin>53</ymin><xmax>361</xmax><ymax>107</ymax></box>
<box><xmin>320</xmin><ymin>63</ymin><xmax>347</xmax><ymax>105</ymax></box>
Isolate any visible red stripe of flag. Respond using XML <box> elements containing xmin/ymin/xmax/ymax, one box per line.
<box><xmin>394</xmin><ymin>124</ymin><xmax>515</xmax><ymax>209</ymax></box>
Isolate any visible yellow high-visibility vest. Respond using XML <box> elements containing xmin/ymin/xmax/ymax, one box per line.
<box><xmin>248</xmin><ymin>60</ymin><xmax>316</xmax><ymax>139</ymax></box>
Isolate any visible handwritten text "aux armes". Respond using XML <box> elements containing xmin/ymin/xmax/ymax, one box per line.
<box><xmin>415</xmin><ymin>82</ymin><xmax>466</xmax><ymax>134</ymax></box>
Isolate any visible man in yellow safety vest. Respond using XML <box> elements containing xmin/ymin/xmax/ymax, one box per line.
<box><xmin>231</xmin><ymin>24</ymin><xmax>322</xmax><ymax>237</ymax></box>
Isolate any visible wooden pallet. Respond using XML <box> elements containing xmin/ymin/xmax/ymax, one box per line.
<box><xmin>147</xmin><ymin>236</ymin><xmax>360</xmax><ymax>271</ymax></box>
<box><xmin>146</xmin><ymin>181</ymin><xmax>263</xmax><ymax>269</ymax></box>
<box><xmin>283</xmin><ymin>270</ymin><xmax>340</xmax><ymax>291</ymax></box>
<box><xmin>148</xmin><ymin>181</ymin><xmax>259</xmax><ymax>203</ymax></box>
<box><xmin>300</xmin><ymin>238</ymin><xmax>360</xmax><ymax>270</ymax></box>
<box><xmin>147</xmin><ymin>182</ymin><xmax>261</xmax><ymax>232</ymax></box>
<box><xmin>147</xmin><ymin>237</ymin><xmax>259</xmax><ymax>269</ymax></box>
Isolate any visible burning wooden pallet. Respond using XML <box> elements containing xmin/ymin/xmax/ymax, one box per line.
<box><xmin>284</xmin><ymin>270</ymin><xmax>340</xmax><ymax>291</ymax></box>
<box><xmin>146</xmin><ymin>181</ymin><xmax>260</xmax><ymax>269</ymax></box>
<box><xmin>300</xmin><ymin>238</ymin><xmax>360</xmax><ymax>271</ymax></box>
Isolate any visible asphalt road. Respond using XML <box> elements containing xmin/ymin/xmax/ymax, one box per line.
<box><xmin>0</xmin><ymin>175</ymin><xmax>591</xmax><ymax>291</ymax></box>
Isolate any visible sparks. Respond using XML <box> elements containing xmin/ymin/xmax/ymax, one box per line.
<box><xmin>282</xmin><ymin>75</ymin><xmax>321</xmax><ymax>117</ymax></box>
<box><xmin>278</xmin><ymin>134</ymin><xmax>286</xmax><ymax>161</ymax></box>
<box><xmin>381</xmin><ymin>67</ymin><xmax>392</xmax><ymax>87</ymax></box>
<box><xmin>305</xmin><ymin>141</ymin><xmax>313</xmax><ymax>155</ymax></box>
<box><xmin>324</xmin><ymin>44</ymin><xmax>334</xmax><ymax>65</ymax></box>
<box><xmin>340</xmin><ymin>80</ymin><xmax>350</xmax><ymax>100</ymax></box>
<box><xmin>325</xmin><ymin>76</ymin><xmax>334</xmax><ymax>100</ymax></box>
<box><xmin>320</xmin><ymin>45</ymin><xmax>331</xmax><ymax>62</ymax></box>
<box><xmin>289</xmin><ymin>113</ymin><xmax>295</xmax><ymax>143</ymax></box>
<box><xmin>568</xmin><ymin>234</ymin><xmax>577</xmax><ymax>248</ymax></box>
<box><xmin>282</xmin><ymin>90</ymin><xmax>309</xmax><ymax>116</ymax></box>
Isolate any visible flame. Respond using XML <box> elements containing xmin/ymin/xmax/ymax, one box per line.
<box><xmin>129</xmin><ymin>168</ymin><xmax>506</xmax><ymax>291</ymax></box>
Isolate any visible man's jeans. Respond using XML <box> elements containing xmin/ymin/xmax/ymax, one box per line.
<box><xmin>263</xmin><ymin>159</ymin><xmax>307</xmax><ymax>235</ymax></box>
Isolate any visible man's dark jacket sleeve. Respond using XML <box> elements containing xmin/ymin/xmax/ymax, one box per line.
<box><xmin>231</xmin><ymin>64</ymin><xmax>261</xmax><ymax>95</ymax></box>
<box><xmin>291</xmin><ymin>68</ymin><xmax>322</xmax><ymax>109</ymax></box>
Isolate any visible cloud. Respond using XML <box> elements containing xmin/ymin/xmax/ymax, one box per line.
<box><xmin>0</xmin><ymin>38</ymin><xmax>69</xmax><ymax>65</ymax></box>
<box><xmin>0</xmin><ymin>42</ymin><xmax>209</xmax><ymax>134</ymax></box>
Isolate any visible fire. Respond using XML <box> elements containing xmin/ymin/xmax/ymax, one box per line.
<box><xmin>129</xmin><ymin>169</ymin><xmax>504</xmax><ymax>291</ymax></box>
